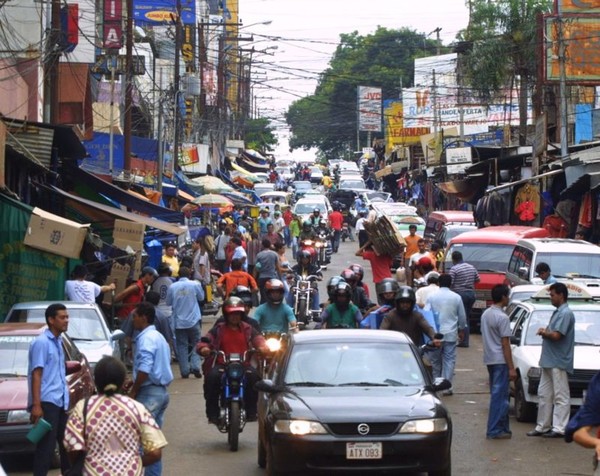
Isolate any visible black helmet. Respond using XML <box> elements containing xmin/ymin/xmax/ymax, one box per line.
<box><xmin>395</xmin><ymin>286</ymin><xmax>416</xmax><ymax>306</ymax></box>
<box><xmin>222</xmin><ymin>296</ymin><xmax>247</xmax><ymax>316</ymax></box>
<box><xmin>378</xmin><ymin>278</ymin><xmax>399</xmax><ymax>297</ymax></box>
<box><xmin>313</xmin><ymin>208</ymin><xmax>320</xmax><ymax>214</ymax></box>
<box><xmin>349</xmin><ymin>264</ymin><xmax>364</xmax><ymax>281</ymax></box>
<box><xmin>298</xmin><ymin>249</ymin><xmax>312</xmax><ymax>263</ymax></box>
<box><xmin>265</xmin><ymin>278</ymin><xmax>285</xmax><ymax>305</ymax></box>
<box><xmin>334</xmin><ymin>282</ymin><xmax>352</xmax><ymax>298</ymax></box>
<box><xmin>327</xmin><ymin>276</ymin><xmax>346</xmax><ymax>299</ymax></box>
<box><xmin>303</xmin><ymin>220</ymin><xmax>312</xmax><ymax>230</ymax></box>
<box><xmin>230</xmin><ymin>285</ymin><xmax>253</xmax><ymax>308</ymax></box>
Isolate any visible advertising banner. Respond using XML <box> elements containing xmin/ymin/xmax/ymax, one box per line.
<box><xmin>556</xmin><ymin>0</ymin><xmax>600</xmax><ymax>14</ymax></box>
<box><xmin>383</xmin><ymin>100</ymin><xmax>430</xmax><ymax>149</ymax></box>
<box><xmin>133</xmin><ymin>0</ymin><xmax>196</xmax><ymax>25</ymax></box>
<box><xmin>103</xmin><ymin>0</ymin><xmax>123</xmax><ymax>49</ymax></box>
<box><xmin>358</xmin><ymin>86</ymin><xmax>382</xmax><ymax>132</ymax></box>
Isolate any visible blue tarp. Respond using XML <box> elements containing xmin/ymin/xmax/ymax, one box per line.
<box><xmin>576</xmin><ymin>104</ymin><xmax>593</xmax><ymax>145</ymax></box>
<box><xmin>81</xmin><ymin>132</ymin><xmax>159</xmax><ymax>173</ymax></box>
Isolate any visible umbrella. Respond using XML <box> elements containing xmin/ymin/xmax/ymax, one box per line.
<box><xmin>192</xmin><ymin>193</ymin><xmax>234</xmax><ymax>209</ymax></box>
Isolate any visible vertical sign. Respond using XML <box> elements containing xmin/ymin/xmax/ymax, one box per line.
<box><xmin>0</xmin><ymin>121</ymin><xmax>5</xmax><ymax>188</ymax></box>
<box><xmin>103</xmin><ymin>0</ymin><xmax>123</xmax><ymax>49</ymax></box>
<box><xmin>358</xmin><ymin>86</ymin><xmax>382</xmax><ymax>132</ymax></box>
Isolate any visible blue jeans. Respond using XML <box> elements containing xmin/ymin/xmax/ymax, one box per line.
<box><xmin>137</xmin><ymin>384</ymin><xmax>170</xmax><ymax>476</ymax></box>
<box><xmin>284</xmin><ymin>227</ymin><xmax>291</xmax><ymax>246</ymax></box>
<box><xmin>33</xmin><ymin>402</ymin><xmax>69</xmax><ymax>476</ymax></box>
<box><xmin>430</xmin><ymin>340</ymin><xmax>457</xmax><ymax>384</ymax></box>
<box><xmin>332</xmin><ymin>230</ymin><xmax>341</xmax><ymax>252</ymax></box>
<box><xmin>455</xmin><ymin>289</ymin><xmax>475</xmax><ymax>347</ymax></box>
<box><xmin>487</xmin><ymin>364</ymin><xmax>511</xmax><ymax>438</ymax></box>
<box><xmin>175</xmin><ymin>324</ymin><xmax>201</xmax><ymax>377</ymax></box>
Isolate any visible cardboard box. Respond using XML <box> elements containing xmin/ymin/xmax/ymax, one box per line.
<box><xmin>113</xmin><ymin>219</ymin><xmax>145</xmax><ymax>244</ymax></box>
<box><xmin>24</xmin><ymin>208</ymin><xmax>89</xmax><ymax>259</ymax></box>
<box><xmin>112</xmin><ymin>238</ymin><xmax>143</xmax><ymax>279</ymax></box>
<box><xmin>375</xmin><ymin>165</ymin><xmax>392</xmax><ymax>179</ymax></box>
<box><xmin>103</xmin><ymin>262</ymin><xmax>131</xmax><ymax>306</ymax></box>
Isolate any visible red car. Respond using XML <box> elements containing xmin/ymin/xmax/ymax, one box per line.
<box><xmin>0</xmin><ymin>323</ymin><xmax>95</xmax><ymax>466</ymax></box>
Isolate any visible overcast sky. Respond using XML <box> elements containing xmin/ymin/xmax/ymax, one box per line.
<box><xmin>239</xmin><ymin>0</ymin><xmax>471</xmax><ymax>157</ymax></box>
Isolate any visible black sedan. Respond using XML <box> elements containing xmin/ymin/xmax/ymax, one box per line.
<box><xmin>256</xmin><ymin>330</ymin><xmax>452</xmax><ymax>475</ymax></box>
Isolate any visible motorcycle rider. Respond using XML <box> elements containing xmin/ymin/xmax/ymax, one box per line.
<box><xmin>316</xmin><ymin>219</ymin><xmax>333</xmax><ymax>265</ymax></box>
<box><xmin>360</xmin><ymin>278</ymin><xmax>399</xmax><ymax>329</ymax></box>
<box><xmin>340</xmin><ymin>268</ymin><xmax>374</xmax><ymax>314</ymax></box>
<box><xmin>380</xmin><ymin>286</ymin><xmax>442</xmax><ymax>347</ymax></box>
<box><xmin>254</xmin><ymin>279</ymin><xmax>298</xmax><ymax>334</ymax></box>
<box><xmin>288</xmin><ymin>250</ymin><xmax>322</xmax><ymax>312</ymax></box>
<box><xmin>308</xmin><ymin>208</ymin><xmax>322</xmax><ymax>228</ymax></box>
<box><xmin>212</xmin><ymin>287</ymin><xmax>261</xmax><ymax>332</ymax></box>
<box><xmin>326</xmin><ymin>275</ymin><xmax>346</xmax><ymax>303</ymax></box>
<box><xmin>321</xmin><ymin>282</ymin><xmax>362</xmax><ymax>329</ymax></box>
<box><xmin>197</xmin><ymin>297</ymin><xmax>268</xmax><ymax>424</ymax></box>
<box><xmin>349</xmin><ymin>263</ymin><xmax>371</xmax><ymax>299</ymax></box>
<box><xmin>299</xmin><ymin>220</ymin><xmax>317</xmax><ymax>242</ymax></box>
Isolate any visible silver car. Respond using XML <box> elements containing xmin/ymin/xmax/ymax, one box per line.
<box><xmin>4</xmin><ymin>301</ymin><xmax>125</xmax><ymax>369</ymax></box>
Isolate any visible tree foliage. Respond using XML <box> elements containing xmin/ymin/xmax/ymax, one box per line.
<box><xmin>285</xmin><ymin>27</ymin><xmax>439</xmax><ymax>158</ymax></box>
<box><xmin>460</xmin><ymin>0</ymin><xmax>551</xmax><ymax>98</ymax></box>
<box><xmin>243</xmin><ymin>117</ymin><xmax>278</xmax><ymax>155</ymax></box>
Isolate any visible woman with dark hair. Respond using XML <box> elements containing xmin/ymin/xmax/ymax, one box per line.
<box><xmin>63</xmin><ymin>356</ymin><xmax>167</xmax><ymax>475</ymax></box>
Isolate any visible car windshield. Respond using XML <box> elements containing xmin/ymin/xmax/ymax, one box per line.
<box><xmin>294</xmin><ymin>202</ymin><xmax>327</xmax><ymax>214</ymax></box>
<box><xmin>340</xmin><ymin>180</ymin><xmax>365</xmax><ymax>189</ymax></box>
<box><xmin>16</xmin><ymin>308</ymin><xmax>108</xmax><ymax>341</ymax></box>
<box><xmin>365</xmin><ymin>192</ymin><xmax>390</xmax><ymax>202</ymax></box>
<box><xmin>284</xmin><ymin>342</ymin><xmax>425</xmax><ymax>387</ymax></box>
<box><xmin>524</xmin><ymin>309</ymin><xmax>600</xmax><ymax>346</ymax></box>
<box><xmin>446</xmin><ymin>244</ymin><xmax>513</xmax><ymax>273</ymax></box>
<box><xmin>445</xmin><ymin>226</ymin><xmax>477</xmax><ymax>243</ymax></box>
<box><xmin>536</xmin><ymin>253</ymin><xmax>600</xmax><ymax>279</ymax></box>
<box><xmin>293</xmin><ymin>182</ymin><xmax>312</xmax><ymax>191</ymax></box>
<box><xmin>0</xmin><ymin>335</ymin><xmax>35</xmax><ymax>376</ymax></box>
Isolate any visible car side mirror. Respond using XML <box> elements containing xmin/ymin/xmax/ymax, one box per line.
<box><xmin>510</xmin><ymin>335</ymin><xmax>521</xmax><ymax>345</ymax></box>
<box><xmin>255</xmin><ymin>379</ymin><xmax>282</xmax><ymax>394</ymax></box>
<box><xmin>111</xmin><ymin>329</ymin><xmax>126</xmax><ymax>341</ymax></box>
<box><xmin>65</xmin><ymin>361</ymin><xmax>82</xmax><ymax>375</ymax></box>
<box><xmin>518</xmin><ymin>267</ymin><xmax>529</xmax><ymax>278</ymax></box>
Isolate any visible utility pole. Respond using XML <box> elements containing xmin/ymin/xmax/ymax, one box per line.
<box><xmin>123</xmin><ymin>0</ymin><xmax>133</xmax><ymax>175</ymax></box>
<box><xmin>558</xmin><ymin>16</ymin><xmax>568</xmax><ymax>159</ymax></box>
<box><xmin>172</xmin><ymin>0</ymin><xmax>182</xmax><ymax>174</ymax></box>
<box><xmin>46</xmin><ymin>0</ymin><xmax>61</xmax><ymax>124</ymax></box>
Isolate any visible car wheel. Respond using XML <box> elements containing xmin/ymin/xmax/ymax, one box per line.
<box><xmin>515</xmin><ymin>377</ymin><xmax>537</xmax><ymax>423</ymax></box>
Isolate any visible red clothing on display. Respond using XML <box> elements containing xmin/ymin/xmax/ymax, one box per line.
<box><xmin>362</xmin><ymin>250</ymin><xmax>393</xmax><ymax>283</ymax></box>
<box><xmin>329</xmin><ymin>211</ymin><xmax>344</xmax><ymax>231</ymax></box>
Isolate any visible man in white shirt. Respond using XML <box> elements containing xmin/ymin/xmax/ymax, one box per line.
<box><xmin>64</xmin><ymin>265</ymin><xmax>115</xmax><ymax>303</ymax></box>
<box><xmin>415</xmin><ymin>272</ymin><xmax>440</xmax><ymax>308</ymax></box>
<box><xmin>355</xmin><ymin>210</ymin><xmax>368</xmax><ymax>247</ymax></box>
<box><xmin>214</xmin><ymin>224</ymin><xmax>231</xmax><ymax>273</ymax></box>
<box><xmin>273</xmin><ymin>211</ymin><xmax>286</xmax><ymax>238</ymax></box>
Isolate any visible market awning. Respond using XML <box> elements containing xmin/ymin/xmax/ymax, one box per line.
<box><xmin>49</xmin><ymin>185</ymin><xmax>187</xmax><ymax>236</ymax></box>
<box><xmin>437</xmin><ymin>174</ymin><xmax>488</xmax><ymax>203</ymax></box>
<box><xmin>229</xmin><ymin>161</ymin><xmax>259</xmax><ymax>179</ymax></box>
<box><xmin>64</xmin><ymin>165</ymin><xmax>184</xmax><ymax>223</ymax></box>
<box><xmin>189</xmin><ymin>175</ymin><xmax>233</xmax><ymax>193</ymax></box>
<box><xmin>560</xmin><ymin>171</ymin><xmax>600</xmax><ymax>199</ymax></box>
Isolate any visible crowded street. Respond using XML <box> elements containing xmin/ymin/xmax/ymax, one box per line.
<box><xmin>2</xmin><ymin>238</ymin><xmax>594</xmax><ymax>476</ymax></box>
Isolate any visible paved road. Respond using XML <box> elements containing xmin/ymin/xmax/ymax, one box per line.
<box><xmin>3</xmin><ymin>238</ymin><xmax>594</xmax><ymax>475</ymax></box>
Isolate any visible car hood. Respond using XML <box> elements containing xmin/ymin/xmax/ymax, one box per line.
<box><xmin>276</xmin><ymin>386</ymin><xmax>441</xmax><ymax>422</ymax></box>
<box><xmin>516</xmin><ymin>345</ymin><xmax>600</xmax><ymax>371</ymax></box>
<box><xmin>72</xmin><ymin>340</ymin><xmax>115</xmax><ymax>365</ymax></box>
<box><xmin>0</xmin><ymin>378</ymin><xmax>28</xmax><ymax>411</ymax></box>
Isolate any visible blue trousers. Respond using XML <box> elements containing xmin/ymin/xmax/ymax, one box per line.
<box><xmin>455</xmin><ymin>289</ymin><xmax>475</xmax><ymax>347</ymax></box>
<box><xmin>175</xmin><ymin>324</ymin><xmax>201</xmax><ymax>377</ymax></box>
<box><xmin>33</xmin><ymin>402</ymin><xmax>69</xmax><ymax>476</ymax></box>
<box><xmin>486</xmin><ymin>364</ymin><xmax>511</xmax><ymax>438</ymax></box>
<box><xmin>137</xmin><ymin>384</ymin><xmax>170</xmax><ymax>476</ymax></box>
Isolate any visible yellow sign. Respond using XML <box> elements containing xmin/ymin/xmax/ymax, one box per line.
<box><xmin>384</xmin><ymin>101</ymin><xmax>430</xmax><ymax>150</ymax></box>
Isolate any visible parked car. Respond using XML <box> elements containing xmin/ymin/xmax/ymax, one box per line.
<box><xmin>4</xmin><ymin>301</ymin><xmax>125</xmax><ymax>370</ymax></box>
<box><xmin>506</xmin><ymin>238</ymin><xmax>600</xmax><ymax>287</ymax></box>
<box><xmin>442</xmin><ymin>226</ymin><xmax>549</xmax><ymax>331</ymax></box>
<box><xmin>508</xmin><ymin>284</ymin><xmax>600</xmax><ymax>422</ymax></box>
<box><xmin>370</xmin><ymin>202</ymin><xmax>425</xmax><ymax>237</ymax></box>
<box><xmin>0</xmin><ymin>322</ymin><xmax>95</xmax><ymax>465</ymax></box>
<box><xmin>424</xmin><ymin>210</ymin><xmax>477</xmax><ymax>247</ymax></box>
<box><xmin>256</xmin><ymin>329</ymin><xmax>452</xmax><ymax>475</ymax></box>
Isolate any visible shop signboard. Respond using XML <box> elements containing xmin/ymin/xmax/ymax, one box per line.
<box><xmin>358</xmin><ymin>86</ymin><xmax>382</xmax><ymax>132</ymax></box>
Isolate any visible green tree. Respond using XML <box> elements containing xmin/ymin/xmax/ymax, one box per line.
<box><xmin>459</xmin><ymin>0</ymin><xmax>552</xmax><ymax>145</ymax></box>
<box><xmin>243</xmin><ymin>117</ymin><xmax>278</xmax><ymax>155</ymax></box>
<box><xmin>286</xmin><ymin>27</ymin><xmax>439</xmax><ymax>158</ymax></box>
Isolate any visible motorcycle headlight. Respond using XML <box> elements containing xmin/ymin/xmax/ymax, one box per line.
<box><xmin>399</xmin><ymin>418</ymin><xmax>448</xmax><ymax>434</ymax></box>
<box><xmin>274</xmin><ymin>419</ymin><xmax>328</xmax><ymax>435</ymax></box>
<box><xmin>304</xmin><ymin>240</ymin><xmax>313</xmax><ymax>246</ymax></box>
<box><xmin>7</xmin><ymin>410</ymin><xmax>30</xmax><ymax>424</ymax></box>
<box><xmin>266</xmin><ymin>337</ymin><xmax>281</xmax><ymax>352</ymax></box>
<box><xmin>299</xmin><ymin>281</ymin><xmax>309</xmax><ymax>289</ymax></box>
<box><xmin>227</xmin><ymin>362</ymin><xmax>245</xmax><ymax>380</ymax></box>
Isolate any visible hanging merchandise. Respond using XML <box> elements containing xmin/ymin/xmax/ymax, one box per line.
<box><xmin>578</xmin><ymin>192</ymin><xmax>593</xmax><ymax>229</ymax></box>
<box><xmin>514</xmin><ymin>183</ymin><xmax>540</xmax><ymax>222</ymax></box>
<box><xmin>542</xmin><ymin>214</ymin><xmax>568</xmax><ymax>238</ymax></box>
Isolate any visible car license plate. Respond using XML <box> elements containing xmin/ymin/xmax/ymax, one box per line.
<box><xmin>346</xmin><ymin>442</ymin><xmax>382</xmax><ymax>459</ymax></box>
<box><xmin>472</xmin><ymin>300</ymin><xmax>487</xmax><ymax>309</ymax></box>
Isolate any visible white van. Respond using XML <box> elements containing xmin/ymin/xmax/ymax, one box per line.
<box><xmin>506</xmin><ymin>238</ymin><xmax>600</xmax><ymax>287</ymax></box>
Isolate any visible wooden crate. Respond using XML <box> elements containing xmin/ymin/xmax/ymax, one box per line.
<box><xmin>364</xmin><ymin>216</ymin><xmax>407</xmax><ymax>256</ymax></box>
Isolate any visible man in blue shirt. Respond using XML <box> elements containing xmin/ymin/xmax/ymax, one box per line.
<box><xmin>166</xmin><ymin>266</ymin><xmax>204</xmax><ymax>379</ymax></box>
<box><xmin>28</xmin><ymin>303</ymin><xmax>71</xmax><ymax>476</ymax></box>
<box><xmin>535</xmin><ymin>262</ymin><xmax>558</xmax><ymax>284</ymax></box>
<box><xmin>129</xmin><ymin>301</ymin><xmax>174</xmax><ymax>476</ymax></box>
<box><xmin>258</xmin><ymin>209</ymin><xmax>272</xmax><ymax>237</ymax></box>
<box><xmin>254</xmin><ymin>279</ymin><xmax>297</xmax><ymax>333</ymax></box>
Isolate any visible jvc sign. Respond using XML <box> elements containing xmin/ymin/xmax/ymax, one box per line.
<box><xmin>556</xmin><ymin>0</ymin><xmax>600</xmax><ymax>14</ymax></box>
<box><xmin>357</xmin><ymin>86</ymin><xmax>382</xmax><ymax>132</ymax></box>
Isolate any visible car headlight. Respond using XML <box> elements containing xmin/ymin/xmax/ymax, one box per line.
<box><xmin>399</xmin><ymin>418</ymin><xmax>448</xmax><ymax>434</ymax></box>
<box><xmin>274</xmin><ymin>419</ymin><xmax>328</xmax><ymax>435</ymax></box>
<box><xmin>527</xmin><ymin>367</ymin><xmax>541</xmax><ymax>379</ymax></box>
<box><xmin>7</xmin><ymin>410</ymin><xmax>30</xmax><ymax>424</ymax></box>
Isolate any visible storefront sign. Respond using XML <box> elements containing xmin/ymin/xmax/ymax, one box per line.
<box><xmin>358</xmin><ymin>86</ymin><xmax>382</xmax><ymax>132</ymax></box>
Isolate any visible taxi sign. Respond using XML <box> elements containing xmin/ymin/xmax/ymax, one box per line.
<box><xmin>532</xmin><ymin>283</ymin><xmax>596</xmax><ymax>300</ymax></box>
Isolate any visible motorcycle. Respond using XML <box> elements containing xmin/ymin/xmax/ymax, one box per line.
<box><xmin>209</xmin><ymin>348</ymin><xmax>254</xmax><ymax>452</ymax></box>
<box><xmin>258</xmin><ymin>332</ymin><xmax>286</xmax><ymax>378</ymax></box>
<box><xmin>288</xmin><ymin>270</ymin><xmax>322</xmax><ymax>328</ymax></box>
